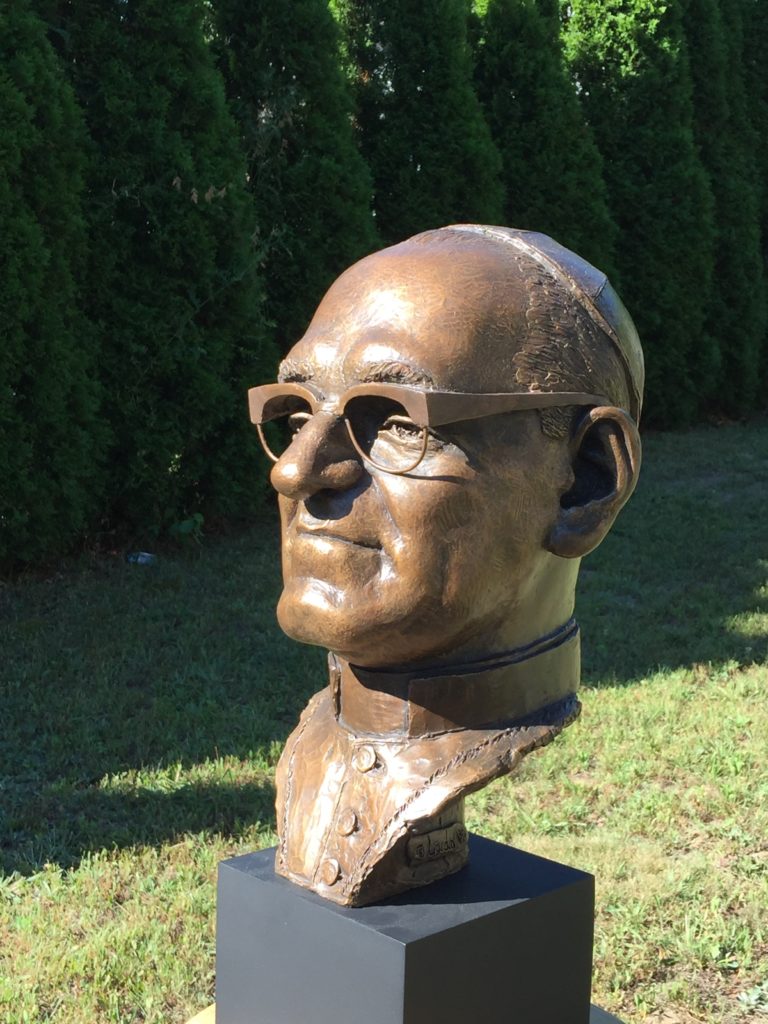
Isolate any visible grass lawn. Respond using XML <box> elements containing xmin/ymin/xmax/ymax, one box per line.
<box><xmin>1</xmin><ymin>419</ymin><xmax>767</xmax><ymax>1023</ymax></box>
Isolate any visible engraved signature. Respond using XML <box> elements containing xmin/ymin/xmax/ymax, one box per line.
<box><xmin>407</xmin><ymin>823</ymin><xmax>468</xmax><ymax>864</ymax></box>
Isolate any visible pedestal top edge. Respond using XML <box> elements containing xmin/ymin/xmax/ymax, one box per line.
<box><xmin>186</xmin><ymin>1005</ymin><xmax>625</xmax><ymax>1023</ymax></box>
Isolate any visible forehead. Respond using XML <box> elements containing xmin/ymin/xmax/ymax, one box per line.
<box><xmin>281</xmin><ymin>243</ymin><xmax>531</xmax><ymax>392</ymax></box>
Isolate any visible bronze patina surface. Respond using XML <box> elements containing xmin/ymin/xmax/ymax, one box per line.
<box><xmin>250</xmin><ymin>225</ymin><xmax>644</xmax><ymax>907</ymax></box>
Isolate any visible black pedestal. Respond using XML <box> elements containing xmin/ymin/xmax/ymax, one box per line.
<box><xmin>216</xmin><ymin>834</ymin><xmax>594</xmax><ymax>1024</ymax></box>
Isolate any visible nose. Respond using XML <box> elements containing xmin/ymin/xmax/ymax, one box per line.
<box><xmin>270</xmin><ymin>412</ymin><xmax>364</xmax><ymax>501</ymax></box>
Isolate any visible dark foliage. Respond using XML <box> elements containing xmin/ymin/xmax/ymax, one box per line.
<box><xmin>474</xmin><ymin>0</ymin><xmax>617</xmax><ymax>277</ymax></box>
<box><xmin>212</xmin><ymin>0</ymin><xmax>378</xmax><ymax>354</ymax></box>
<box><xmin>683</xmin><ymin>0</ymin><xmax>766</xmax><ymax>414</ymax></box>
<box><xmin>564</xmin><ymin>0</ymin><xmax>716</xmax><ymax>426</ymax></box>
<box><xmin>43</xmin><ymin>0</ymin><xmax>277</xmax><ymax>537</ymax></box>
<box><xmin>739</xmin><ymin>0</ymin><xmax>768</xmax><ymax>397</ymax></box>
<box><xmin>0</xmin><ymin>3</ymin><xmax>103</xmax><ymax>568</ymax></box>
<box><xmin>4</xmin><ymin>0</ymin><xmax>768</xmax><ymax>567</ymax></box>
<box><xmin>336</xmin><ymin>0</ymin><xmax>505</xmax><ymax>245</ymax></box>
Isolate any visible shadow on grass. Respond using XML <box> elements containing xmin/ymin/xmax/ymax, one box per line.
<box><xmin>0</xmin><ymin>521</ymin><xmax>321</xmax><ymax>876</ymax></box>
<box><xmin>0</xmin><ymin>778</ymin><xmax>277</xmax><ymax>876</ymax></box>
<box><xmin>577</xmin><ymin>423</ymin><xmax>768</xmax><ymax>685</ymax></box>
<box><xmin>1</xmin><ymin>423</ymin><xmax>766</xmax><ymax>873</ymax></box>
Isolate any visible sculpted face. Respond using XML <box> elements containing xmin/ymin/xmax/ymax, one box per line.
<box><xmin>254</xmin><ymin>227</ymin><xmax>642</xmax><ymax>909</ymax></box>
<box><xmin>269</xmin><ymin>235</ymin><xmax>582</xmax><ymax>668</ymax></box>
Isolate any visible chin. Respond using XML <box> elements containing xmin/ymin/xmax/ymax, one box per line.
<box><xmin>277</xmin><ymin>584</ymin><xmax>335</xmax><ymax>646</ymax></box>
<box><xmin>276</xmin><ymin>581</ymin><xmax>355</xmax><ymax>643</ymax></box>
<box><xmin>276</xmin><ymin>585</ymin><xmax>397</xmax><ymax>663</ymax></box>
<box><xmin>278</xmin><ymin>581</ymin><xmax>466</xmax><ymax>667</ymax></box>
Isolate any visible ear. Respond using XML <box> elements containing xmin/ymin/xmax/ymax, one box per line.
<box><xmin>546</xmin><ymin>406</ymin><xmax>641</xmax><ymax>559</ymax></box>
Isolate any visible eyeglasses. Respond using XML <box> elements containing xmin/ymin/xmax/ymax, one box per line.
<box><xmin>248</xmin><ymin>381</ymin><xmax>609</xmax><ymax>475</ymax></box>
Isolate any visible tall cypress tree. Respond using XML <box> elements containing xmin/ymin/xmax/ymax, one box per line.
<box><xmin>474</xmin><ymin>0</ymin><xmax>617</xmax><ymax>275</ymax></box>
<box><xmin>0</xmin><ymin>3</ymin><xmax>102</xmax><ymax>567</ymax></box>
<box><xmin>564</xmin><ymin>0</ymin><xmax>716</xmax><ymax>426</ymax></box>
<box><xmin>45</xmin><ymin>0</ymin><xmax>276</xmax><ymax>534</ymax></box>
<box><xmin>336</xmin><ymin>0</ymin><xmax>504</xmax><ymax>245</ymax></box>
<box><xmin>743</xmin><ymin>4</ymin><xmax>768</xmax><ymax>244</ymax></box>
<box><xmin>682</xmin><ymin>0</ymin><xmax>765</xmax><ymax>415</ymax></box>
<box><xmin>212</xmin><ymin>0</ymin><xmax>378</xmax><ymax>354</ymax></box>
<box><xmin>743</xmin><ymin>0</ymin><xmax>768</xmax><ymax>389</ymax></box>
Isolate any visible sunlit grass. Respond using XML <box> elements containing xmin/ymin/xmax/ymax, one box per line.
<box><xmin>1</xmin><ymin>418</ymin><xmax>766</xmax><ymax>1023</ymax></box>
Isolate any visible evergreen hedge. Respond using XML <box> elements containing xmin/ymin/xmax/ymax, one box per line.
<box><xmin>696</xmin><ymin>0</ymin><xmax>765</xmax><ymax>411</ymax></box>
<box><xmin>474</xmin><ymin>0</ymin><xmax>617</xmax><ymax>277</ymax></box>
<box><xmin>3</xmin><ymin>0</ymin><xmax>768</xmax><ymax>567</ymax></box>
<box><xmin>564</xmin><ymin>0</ymin><xmax>716</xmax><ymax>426</ymax></box>
<box><xmin>336</xmin><ymin>0</ymin><xmax>505</xmax><ymax>245</ymax></box>
<box><xmin>683</xmin><ymin>0</ymin><xmax>766</xmax><ymax>415</ymax></box>
<box><xmin>213</xmin><ymin>0</ymin><xmax>378</xmax><ymax>354</ymax></box>
<box><xmin>743</xmin><ymin>0</ymin><xmax>768</xmax><ymax>388</ymax></box>
<box><xmin>47</xmin><ymin>0</ymin><xmax>277</xmax><ymax>536</ymax></box>
<box><xmin>0</xmin><ymin>3</ymin><xmax>102</xmax><ymax>568</ymax></box>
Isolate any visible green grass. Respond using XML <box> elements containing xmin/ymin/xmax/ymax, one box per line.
<box><xmin>1</xmin><ymin>419</ymin><xmax>767</xmax><ymax>1023</ymax></box>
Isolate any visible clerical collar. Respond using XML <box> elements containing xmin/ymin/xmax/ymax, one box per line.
<box><xmin>328</xmin><ymin>618</ymin><xmax>580</xmax><ymax>738</ymax></box>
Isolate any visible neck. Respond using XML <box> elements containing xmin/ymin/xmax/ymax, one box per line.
<box><xmin>328</xmin><ymin>618</ymin><xmax>580</xmax><ymax>738</ymax></box>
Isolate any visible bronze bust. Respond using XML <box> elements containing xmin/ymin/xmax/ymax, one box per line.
<box><xmin>249</xmin><ymin>225</ymin><xmax>643</xmax><ymax>907</ymax></box>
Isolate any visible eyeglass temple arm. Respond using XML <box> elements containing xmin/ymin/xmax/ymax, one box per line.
<box><xmin>419</xmin><ymin>390</ymin><xmax>611</xmax><ymax>427</ymax></box>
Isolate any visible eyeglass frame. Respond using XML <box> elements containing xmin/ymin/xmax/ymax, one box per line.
<box><xmin>248</xmin><ymin>380</ymin><xmax>611</xmax><ymax>476</ymax></box>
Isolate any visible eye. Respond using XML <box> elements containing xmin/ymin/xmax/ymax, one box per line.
<box><xmin>381</xmin><ymin>414</ymin><xmax>423</xmax><ymax>441</ymax></box>
<box><xmin>287</xmin><ymin>411</ymin><xmax>312</xmax><ymax>435</ymax></box>
<box><xmin>344</xmin><ymin>395</ymin><xmax>429</xmax><ymax>472</ymax></box>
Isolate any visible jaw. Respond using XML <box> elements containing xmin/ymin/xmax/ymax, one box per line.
<box><xmin>277</xmin><ymin>544</ymin><xmax>581</xmax><ymax>670</ymax></box>
<box><xmin>276</xmin><ymin>573</ymin><xmax>444</xmax><ymax>667</ymax></box>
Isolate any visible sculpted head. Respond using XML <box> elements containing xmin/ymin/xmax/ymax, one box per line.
<box><xmin>252</xmin><ymin>225</ymin><xmax>643</xmax><ymax>669</ymax></box>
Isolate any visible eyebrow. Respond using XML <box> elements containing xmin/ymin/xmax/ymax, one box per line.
<box><xmin>278</xmin><ymin>358</ymin><xmax>314</xmax><ymax>383</ymax></box>
<box><xmin>358</xmin><ymin>360</ymin><xmax>435</xmax><ymax>388</ymax></box>
<box><xmin>277</xmin><ymin>358</ymin><xmax>436</xmax><ymax>388</ymax></box>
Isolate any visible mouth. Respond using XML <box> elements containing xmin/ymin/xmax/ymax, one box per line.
<box><xmin>294</xmin><ymin>527</ymin><xmax>382</xmax><ymax>551</ymax></box>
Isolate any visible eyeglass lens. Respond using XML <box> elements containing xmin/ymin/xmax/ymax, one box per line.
<box><xmin>344</xmin><ymin>396</ymin><xmax>428</xmax><ymax>472</ymax></box>
<box><xmin>258</xmin><ymin>394</ymin><xmax>314</xmax><ymax>461</ymax></box>
<box><xmin>258</xmin><ymin>393</ymin><xmax>428</xmax><ymax>474</ymax></box>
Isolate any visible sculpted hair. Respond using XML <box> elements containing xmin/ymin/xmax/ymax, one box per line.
<box><xmin>507</xmin><ymin>246</ymin><xmax>630</xmax><ymax>438</ymax></box>
<box><xmin>421</xmin><ymin>227</ymin><xmax>633</xmax><ymax>439</ymax></box>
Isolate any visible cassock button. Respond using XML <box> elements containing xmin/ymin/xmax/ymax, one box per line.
<box><xmin>321</xmin><ymin>858</ymin><xmax>341</xmax><ymax>886</ymax></box>
<box><xmin>353</xmin><ymin>745</ymin><xmax>376</xmax><ymax>773</ymax></box>
<box><xmin>337</xmin><ymin>809</ymin><xmax>358</xmax><ymax>836</ymax></box>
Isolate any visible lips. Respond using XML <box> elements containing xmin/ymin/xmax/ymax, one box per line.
<box><xmin>293</xmin><ymin>522</ymin><xmax>382</xmax><ymax>551</ymax></box>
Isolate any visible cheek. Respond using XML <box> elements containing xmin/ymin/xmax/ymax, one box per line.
<box><xmin>278</xmin><ymin>499</ymin><xmax>297</xmax><ymax>574</ymax></box>
<box><xmin>438</xmin><ymin>501</ymin><xmax>504</xmax><ymax>606</ymax></box>
<box><xmin>433</xmin><ymin>473</ymin><xmax>551</xmax><ymax>610</ymax></box>
<box><xmin>378</xmin><ymin>473</ymin><xmax>486</xmax><ymax>610</ymax></box>
<box><xmin>377</xmin><ymin>473</ymin><xmax>474</xmax><ymax>568</ymax></box>
<box><xmin>427</xmin><ymin>489</ymin><xmax>476</xmax><ymax>537</ymax></box>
